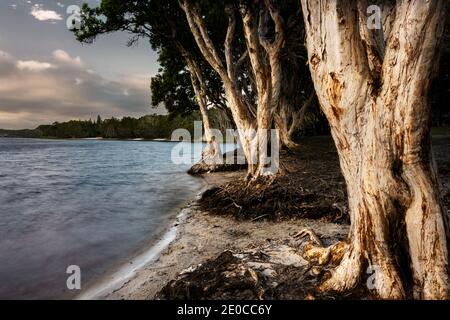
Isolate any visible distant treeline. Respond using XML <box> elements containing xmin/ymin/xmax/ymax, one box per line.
<box><xmin>34</xmin><ymin>114</ymin><xmax>200</xmax><ymax>139</ymax></box>
<box><xmin>0</xmin><ymin>109</ymin><xmax>234</xmax><ymax>140</ymax></box>
<box><xmin>1</xmin><ymin>110</ymin><xmax>447</xmax><ymax>140</ymax></box>
<box><xmin>0</xmin><ymin>129</ymin><xmax>41</xmax><ymax>138</ymax></box>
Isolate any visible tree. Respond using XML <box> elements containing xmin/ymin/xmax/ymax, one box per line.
<box><xmin>96</xmin><ymin>115</ymin><xmax>102</xmax><ymax>136</ymax></box>
<box><xmin>180</xmin><ymin>0</ymin><xmax>313</xmax><ymax>178</ymax></box>
<box><xmin>300</xmin><ymin>0</ymin><xmax>449</xmax><ymax>299</ymax></box>
<box><xmin>74</xmin><ymin>0</ymin><xmax>228</xmax><ymax>168</ymax></box>
<box><xmin>150</xmin><ymin>51</ymin><xmax>198</xmax><ymax>117</ymax></box>
<box><xmin>272</xmin><ymin>0</ymin><xmax>316</xmax><ymax>148</ymax></box>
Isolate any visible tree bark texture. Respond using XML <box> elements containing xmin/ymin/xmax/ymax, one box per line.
<box><xmin>180</xmin><ymin>0</ymin><xmax>286</xmax><ymax>179</ymax></box>
<box><xmin>301</xmin><ymin>0</ymin><xmax>449</xmax><ymax>299</ymax></box>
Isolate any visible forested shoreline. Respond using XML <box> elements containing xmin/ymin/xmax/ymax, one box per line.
<box><xmin>36</xmin><ymin>114</ymin><xmax>198</xmax><ymax>139</ymax></box>
<box><xmin>0</xmin><ymin>114</ymin><xmax>199</xmax><ymax>139</ymax></box>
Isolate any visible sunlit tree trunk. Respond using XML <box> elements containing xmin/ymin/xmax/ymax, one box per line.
<box><xmin>186</xmin><ymin>58</ymin><xmax>223</xmax><ymax>167</ymax></box>
<box><xmin>172</xmin><ymin>40</ymin><xmax>223</xmax><ymax>169</ymax></box>
<box><xmin>240</xmin><ymin>1</ymin><xmax>285</xmax><ymax>176</ymax></box>
<box><xmin>181</xmin><ymin>0</ymin><xmax>285</xmax><ymax>179</ymax></box>
<box><xmin>301</xmin><ymin>0</ymin><xmax>449</xmax><ymax>299</ymax></box>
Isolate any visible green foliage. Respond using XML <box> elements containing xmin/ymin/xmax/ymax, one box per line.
<box><xmin>151</xmin><ymin>50</ymin><xmax>197</xmax><ymax>116</ymax></box>
<box><xmin>36</xmin><ymin>114</ymin><xmax>200</xmax><ymax>140</ymax></box>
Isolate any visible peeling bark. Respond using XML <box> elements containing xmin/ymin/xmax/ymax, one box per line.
<box><xmin>187</xmin><ymin>57</ymin><xmax>223</xmax><ymax>167</ymax></box>
<box><xmin>301</xmin><ymin>0</ymin><xmax>449</xmax><ymax>299</ymax></box>
<box><xmin>173</xmin><ymin>40</ymin><xmax>223</xmax><ymax>168</ymax></box>
<box><xmin>240</xmin><ymin>1</ymin><xmax>282</xmax><ymax>177</ymax></box>
<box><xmin>180</xmin><ymin>0</ymin><xmax>287</xmax><ymax>179</ymax></box>
<box><xmin>180</xmin><ymin>0</ymin><xmax>258</xmax><ymax>178</ymax></box>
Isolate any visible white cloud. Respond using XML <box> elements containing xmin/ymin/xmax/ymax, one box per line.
<box><xmin>75</xmin><ymin>78</ymin><xmax>84</xmax><ymax>86</ymax></box>
<box><xmin>118</xmin><ymin>73</ymin><xmax>150</xmax><ymax>90</ymax></box>
<box><xmin>16</xmin><ymin>60</ymin><xmax>56</xmax><ymax>72</ymax></box>
<box><xmin>30</xmin><ymin>5</ymin><xmax>63</xmax><ymax>22</ymax></box>
<box><xmin>53</xmin><ymin>49</ymin><xmax>83</xmax><ymax>67</ymax></box>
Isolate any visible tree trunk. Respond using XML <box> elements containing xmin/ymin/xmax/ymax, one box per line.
<box><xmin>275</xmin><ymin>103</ymin><xmax>298</xmax><ymax>149</ymax></box>
<box><xmin>174</xmin><ymin>43</ymin><xmax>223</xmax><ymax>170</ymax></box>
<box><xmin>275</xmin><ymin>93</ymin><xmax>315</xmax><ymax>149</ymax></box>
<box><xmin>180</xmin><ymin>1</ymin><xmax>260</xmax><ymax>178</ymax></box>
<box><xmin>189</xmin><ymin>67</ymin><xmax>223</xmax><ymax>167</ymax></box>
<box><xmin>301</xmin><ymin>0</ymin><xmax>449</xmax><ymax>299</ymax></box>
<box><xmin>181</xmin><ymin>0</ymin><xmax>284</xmax><ymax>180</ymax></box>
<box><xmin>240</xmin><ymin>0</ymin><xmax>285</xmax><ymax>177</ymax></box>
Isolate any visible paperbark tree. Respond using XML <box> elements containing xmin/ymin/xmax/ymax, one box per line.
<box><xmin>180</xmin><ymin>0</ymin><xmax>292</xmax><ymax>178</ymax></box>
<box><xmin>272</xmin><ymin>3</ymin><xmax>316</xmax><ymax>149</ymax></box>
<box><xmin>183</xmin><ymin>51</ymin><xmax>223</xmax><ymax>166</ymax></box>
<box><xmin>301</xmin><ymin>0</ymin><xmax>449</xmax><ymax>299</ymax></box>
<box><xmin>180</xmin><ymin>0</ymin><xmax>263</xmax><ymax>178</ymax></box>
<box><xmin>240</xmin><ymin>0</ymin><xmax>285</xmax><ymax>175</ymax></box>
<box><xmin>154</xmin><ymin>50</ymin><xmax>226</xmax><ymax>169</ymax></box>
<box><xmin>180</xmin><ymin>1</ymin><xmax>258</xmax><ymax>178</ymax></box>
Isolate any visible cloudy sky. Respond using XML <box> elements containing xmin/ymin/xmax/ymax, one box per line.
<box><xmin>0</xmin><ymin>0</ymin><xmax>163</xmax><ymax>129</ymax></box>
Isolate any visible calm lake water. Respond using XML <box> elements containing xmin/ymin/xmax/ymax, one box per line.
<box><xmin>0</xmin><ymin>138</ymin><xmax>214</xmax><ymax>299</ymax></box>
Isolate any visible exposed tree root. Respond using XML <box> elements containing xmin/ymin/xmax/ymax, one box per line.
<box><xmin>294</xmin><ymin>228</ymin><xmax>367</xmax><ymax>298</ymax></box>
<box><xmin>200</xmin><ymin>174</ymin><xmax>348</xmax><ymax>222</ymax></box>
<box><xmin>317</xmin><ymin>248</ymin><xmax>364</xmax><ymax>294</ymax></box>
<box><xmin>297</xmin><ymin>229</ymin><xmax>409</xmax><ymax>299</ymax></box>
<box><xmin>294</xmin><ymin>228</ymin><xmax>348</xmax><ymax>266</ymax></box>
<box><xmin>292</xmin><ymin>228</ymin><xmax>323</xmax><ymax>246</ymax></box>
<box><xmin>188</xmin><ymin>162</ymin><xmax>246</xmax><ymax>175</ymax></box>
<box><xmin>200</xmin><ymin>146</ymin><xmax>349</xmax><ymax>222</ymax></box>
<box><xmin>189</xmin><ymin>149</ymin><xmax>247</xmax><ymax>175</ymax></box>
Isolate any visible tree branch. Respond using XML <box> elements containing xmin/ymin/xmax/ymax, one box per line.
<box><xmin>179</xmin><ymin>0</ymin><xmax>227</xmax><ymax>78</ymax></box>
<box><xmin>225</xmin><ymin>4</ymin><xmax>237</xmax><ymax>80</ymax></box>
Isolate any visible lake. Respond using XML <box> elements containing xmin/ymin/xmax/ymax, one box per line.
<box><xmin>0</xmin><ymin>138</ymin><xmax>215</xmax><ymax>299</ymax></box>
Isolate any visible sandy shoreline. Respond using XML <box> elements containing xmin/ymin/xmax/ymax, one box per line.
<box><xmin>75</xmin><ymin>171</ymin><xmax>242</xmax><ymax>300</ymax></box>
<box><xmin>78</xmin><ymin>170</ymin><xmax>348</xmax><ymax>300</ymax></box>
<box><xmin>77</xmin><ymin>203</ymin><xmax>193</xmax><ymax>300</ymax></box>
